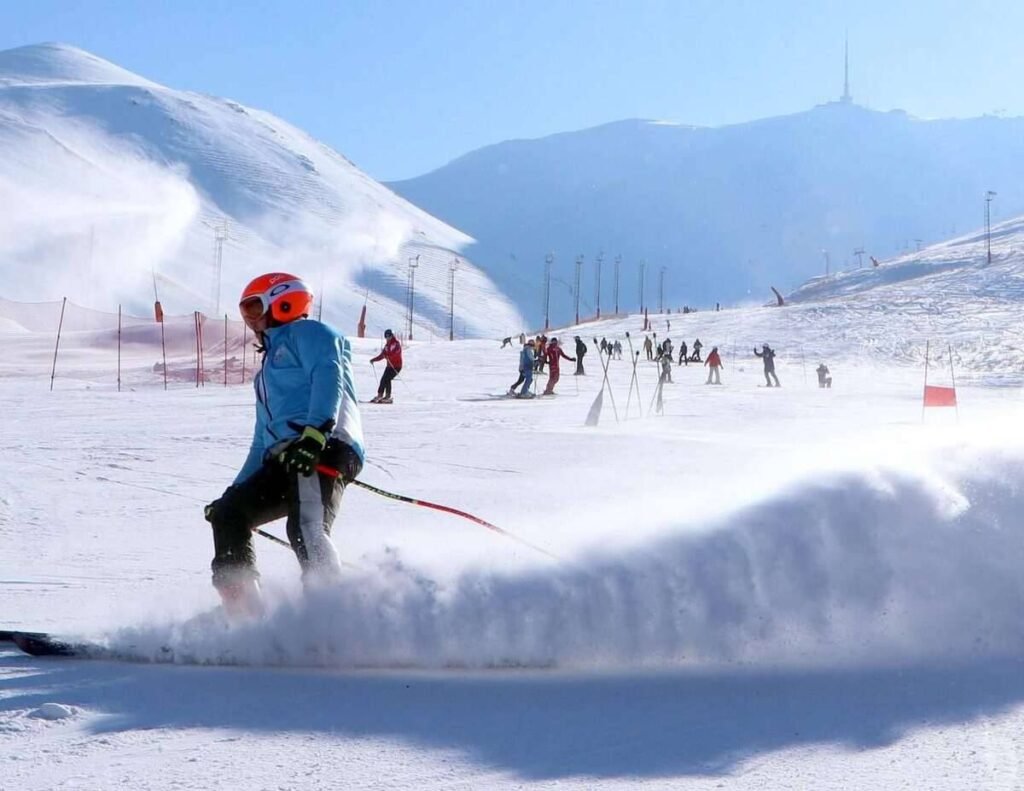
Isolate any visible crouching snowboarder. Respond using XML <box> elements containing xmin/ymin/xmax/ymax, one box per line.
<box><xmin>204</xmin><ymin>273</ymin><xmax>365</xmax><ymax>618</ymax></box>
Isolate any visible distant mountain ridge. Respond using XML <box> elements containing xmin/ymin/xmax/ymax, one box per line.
<box><xmin>390</xmin><ymin>103</ymin><xmax>1024</xmax><ymax>324</ymax></box>
<box><xmin>0</xmin><ymin>43</ymin><xmax>522</xmax><ymax>337</ymax></box>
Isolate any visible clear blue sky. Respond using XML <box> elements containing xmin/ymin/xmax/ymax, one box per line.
<box><xmin>5</xmin><ymin>0</ymin><xmax>1024</xmax><ymax>181</ymax></box>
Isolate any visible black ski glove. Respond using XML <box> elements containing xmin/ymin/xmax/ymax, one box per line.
<box><xmin>281</xmin><ymin>426</ymin><xmax>327</xmax><ymax>476</ymax></box>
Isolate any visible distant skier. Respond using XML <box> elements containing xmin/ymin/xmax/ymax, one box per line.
<box><xmin>659</xmin><ymin>350</ymin><xmax>673</xmax><ymax>383</ymax></box>
<box><xmin>678</xmin><ymin>340</ymin><xmax>688</xmax><ymax>366</ymax></box>
<box><xmin>600</xmin><ymin>337</ymin><xmax>609</xmax><ymax>356</ymax></box>
<box><xmin>613</xmin><ymin>340</ymin><xmax>622</xmax><ymax>360</ymax></box>
<box><xmin>204</xmin><ymin>272</ymin><xmax>364</xmax><ymax>619</ymax></box>
<box><xmin>369</xmin><ymin>329</ymin><xmax>403</xmax><ymax>403</ymax></box>
<box><xmin>691</xmin><ymin>338</ymin><xmax>703</xmax><ymax>362</ymax></box>
<box><xmin>535</xmin><ymin>336</ymin><xmax>548</xmax><ymax>373</ymax></box>
<box><xmin>705</xmin><ymin>346</ymin><xmax>723</xmax><ymax>385</ymax></box>
<box><xmin>816</xmin><ymin>363</ymin><xmax>832</xmax><ymax>388</ymax></box>
<box><xmin>754</xmin><ymin>343</ymin><xmax>780</xmax><ymax>387</ymax></box>
<box><xmin>643</xmin><ymin>335</ymin><xmax>653</xmax><ymax>361</ymax></box>
<box><xmin>500</xmin><ymin>336</ymin><xmax>513</xmax><ymax>348</ymax></box>
<box><xmin>542</xmin><ymin>337</ymin><xmax>575</xmax><ymax>395</ymax></box>
<box><xmin>574</xmin><ymin>336</ymin><xmax>587</xmax><ymax>375</ymax></box>
<box><xmin>510</xmin><ymin>339</ymin><xmax>536</xmax><ymax>397</ymax></box>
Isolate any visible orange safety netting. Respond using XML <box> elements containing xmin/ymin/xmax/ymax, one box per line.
<box><xmin>0</xmin><ymin>296</ymin><xmax>259</xmax><ymax>389</ymax></box>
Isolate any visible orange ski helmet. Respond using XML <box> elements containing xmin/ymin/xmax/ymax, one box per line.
<box><xmin>239</xmin><ymin>273</ymin><xmax>313</xmax><ymax>324</ymax></box>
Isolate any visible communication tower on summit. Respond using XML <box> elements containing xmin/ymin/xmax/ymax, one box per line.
<box><xmin>840</xmin><ymin>34</ymin><xmax>853</xmax><ymax>104</ymax></box>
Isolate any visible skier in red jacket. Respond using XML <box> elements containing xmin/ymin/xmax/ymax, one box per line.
<box><xmin>369</xmin><ymin>329</ymin><xmax>403</xmax><ymax>403</ymax></box>
<box><xmin>704</xmin><ymin>346</ymin><xmax>723</xmax><ymax>385</ymax></box>
<box><xmin>542</xmin><ymin>337</ymin><xmax>576</xmax><ymax>395</ymax></box>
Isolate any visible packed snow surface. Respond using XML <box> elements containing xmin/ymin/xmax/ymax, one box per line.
<box><xmin>3</xmin><ymin>293</ymin><xmax>1024</xmax><ymax>789</ymax></box>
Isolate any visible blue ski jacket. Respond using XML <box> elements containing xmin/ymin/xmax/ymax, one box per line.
<box><xmin>519</xmin><ymin>345</ymin><xmax>535</xmax><ymax>373</ymax></box>
<box><xmin>235</xmin><ymin>319</ymin><xmax>365</xmax><ymax>484</ymax></box>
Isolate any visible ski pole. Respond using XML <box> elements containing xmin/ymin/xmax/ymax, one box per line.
<box><xmin>336</xmin><ymin>473</ymin><xmax>560</xmax><ymax>561</ymax></box>
<box><xmin>254</xmin><ymin>528</ymin><xmax>290</xmax><ymax>548</ymax></box>
<box><xmin>95</xmin><ymin>471</ymin><xmax>338</xmax><ymax>558</ymax></box>
<box><xmin>624</xmin><ymin>332</ymin><xmax>643</xmax><ymax>418</ymax></box>
<box><xmin>592</xmin><ymin>338</ymin><xmax>619</xmax><ymax>422</ymax></box>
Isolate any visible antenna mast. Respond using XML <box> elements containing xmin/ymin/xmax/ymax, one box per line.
<box><xmin>841</xmin><ymin>33</ymin><xmax>852</xmax><ymax>103</ymax></box>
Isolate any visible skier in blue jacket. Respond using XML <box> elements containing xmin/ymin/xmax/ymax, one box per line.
<box><xmin>204</xmin><ymin>272</ymin><xmax>365</xmax><ymax>618</ymax></box>
<box><xmin>508</xmin><ymin>338</ymin><xmax>536</xmax><ymax>397</ymax></box>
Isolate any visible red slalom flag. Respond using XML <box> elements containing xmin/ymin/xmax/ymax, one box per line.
<box><xmin>923</xmin><ymin>385</ymin><xmax>957</xmax><ymax>408</ymax></box>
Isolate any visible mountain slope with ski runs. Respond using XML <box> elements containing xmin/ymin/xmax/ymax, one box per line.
<box><xmin>0</xmin><ymin>42</ymin><xmax>521</xmax><ymax>336</ymax></box>
<box><xmin>390</xmin><ymin>104</ymin><xmax>1024</xmax><ymax>325</ymax></box>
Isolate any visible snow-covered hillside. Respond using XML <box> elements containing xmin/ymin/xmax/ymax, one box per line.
<box><xmin>0</xmin><ymin>43</ymin><xmax>522</xmax><ymax>337</ymax></box>
<box><xmin>4</xmin><ymin>259</ymin><xmax>1024</xmax><ymax>786</ymax></box>
<box><xmin>390</xmin><ymin>104</ymin><xmax>1024</xmax><ymax>325</ymax></box>
<box><xmin>777</xmin><ymin>214</ymin><xmax>1024</xmax><ymax>380</ymax></box>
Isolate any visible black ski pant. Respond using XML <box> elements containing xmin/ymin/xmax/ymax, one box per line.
<box><xmin>763</xmin><ymin>368</ymin><xmax>780</xmax><ymax>387</ymax></box>
<box><xmin>207</xmin><ymin>443</ymin><xmax>361</xmax><ymax>587</ymax></box>
<box><xmin>377</xmin><ymin>365</ymin><xmax>401</xmax><ymax>398</ymax></box>
<box><xmin>575</xmin><ymin>358</ymin><xmax>585</xmax><ymax>375</ymax></box>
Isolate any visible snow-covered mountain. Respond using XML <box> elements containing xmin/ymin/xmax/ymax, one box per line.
<box><xmin>389</xmin><ymin>104</ymin><xmax>1024</xmax><ymax>324</ymax></box>
<box><xmin>0</xmin><ymin>43</ymin><xmax>522</xmax><ymax>337</ymax></box>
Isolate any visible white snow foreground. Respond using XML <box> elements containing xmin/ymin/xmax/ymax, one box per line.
<box><xmin>3</xmin><ymin>298</ymin><xmax>1024</xmax><ymax>789</ymax></box>
<box><xmin>0</xmin><ymin>42</ymin><xmax>521</xmax><ymax>338</ymax></box>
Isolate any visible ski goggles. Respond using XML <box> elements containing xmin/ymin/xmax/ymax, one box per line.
<box><xmin>239</xmin><ymin>295</ymin><xmax>268</xmax><ymax>321</ymax></box>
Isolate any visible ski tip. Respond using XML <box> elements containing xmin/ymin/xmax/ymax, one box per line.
<box><xmin>0</xmin><ymin>629</ymin><xmax>48</xmax><ymax>643</ymax></box>
<box><xmin>11</xmin><ymin>632</ymin><xmax>77</xmax><ymax>657</ymax></box>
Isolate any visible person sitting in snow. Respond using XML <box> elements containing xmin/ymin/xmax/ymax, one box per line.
<box><xmin>204</xmin><ymin>272</ymin><xmax>364</xmax><ymax>619</ymax></box>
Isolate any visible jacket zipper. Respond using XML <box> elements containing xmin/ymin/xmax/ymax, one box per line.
<box><xmin>256</xmin><ymin>339</ymin><xmax>279</xmax><ymax>440</ymax></box>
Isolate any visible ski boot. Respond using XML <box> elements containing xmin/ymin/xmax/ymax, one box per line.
<box><xmin>214</xmin><ymin>574</ymin><xmax>265</xmax><ymax>620</ymax></box>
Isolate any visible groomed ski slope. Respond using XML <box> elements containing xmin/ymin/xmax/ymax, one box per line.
<box><xmin>3</xmin><ymin>301</ymin><xmax>1024</xmax><ymax>789</ymax></box>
